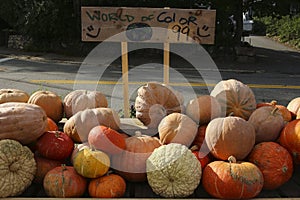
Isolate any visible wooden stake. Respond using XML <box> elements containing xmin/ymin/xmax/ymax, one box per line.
<box><xmin>121</xmin><ymin>42</ymin><xmax>130</xmax><ymax>118</ymax></box>
<box><xmin>163</xmin><ymin>42</ymin><xmax>170</xmax><ymax>85</ymax></box>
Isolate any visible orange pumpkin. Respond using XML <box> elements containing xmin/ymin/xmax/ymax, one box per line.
<box><xmin>279</xmin><ymin>119</ymin><xmax>300</xmax><ymax>164</ymax></box>
<box><xmin>158</xmin><ymin>113</ymin><xmax>198</xmax><ymax>147</ymax></box>
<box><xmin>210</xmin><ymin>79</ymin><xmax>256</xmax><ymax>120</ymax></box>
<box><xmin>88</xmin><ymin>125</ymin><xmax>126</xmax><ymax>155</ymax></box>
<box><xmin>185</xmin><ymin>95</ymin><xmax>222</xmax><ymax>125</ymax></box>
<box><xmin>192</xmin><ymin>125</ymin><xmax>208</xmax><ymax>150</ymax></box>
<box><xmin>248</xmin><ymin>142</ymin><xmax>293</xmax><ymax>190</ymax></box>
<box><xmin>88</xmin><ymin>173</ymin><xmax>126</xmax><ymax>198</ymax></box>
<box><xmin>28</xmin><ymin>90</ymin><xmax>63</xmax><ymax>123</ymax></box>
<box><xmin>248</xmin><ymin>106</ymin><xmax>284</xmax><ymax>143</ymax></box>
<box><xmin>257</xmin><ymin>100</ymin><xmax>292</xmax><ymax>123</ymax></box>
<box><xmin>111</xmin><ymin>132</ymin><xmax>161</xmax><ymax>182</ymax></box>
<box><xmin>43</xmin><ymin>165</ymin><xmax>87</xmax><ymax>197</ymax></box>
<box><xmin>205</xmin><ymin>116</ymin><xmax>255</xmax><ymax>160</ymax></box>
<box><xmin>34</xmin><ymin>153</ymin><xmax>63</xmax><ymax>184</ymax></box>
<box><xmin>0</xmin><ymin>88</ymin><xmax>29</xmax><ymax>103</ymax></box>
<box><xmin>45</xmin><ymin>117</ymin><xmax>59</xmax><ymax>132</ymax></box>
<box><xmin>202</xmin><ymin>156</ymin><xmax>264</xmax><ymax>199</ymax></box>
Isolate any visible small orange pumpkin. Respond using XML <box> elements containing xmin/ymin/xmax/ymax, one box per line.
<box><xmin>257</xmin><ymin>100</ymin><xmax>292</xmax><ymax>123</ymax></box>
<box><xmin>248</xmin><ymin>142</ymin><xmax>293</xmax><ymax>190</ymax></box>
<box><xmin>88</xmin><ymin>125</ymin><xmax>126</xmax><ymax>155</ymax></box>
<box><xmin>279</xmin><ymin>119</ymin><xmax>300</xmax><ymax>164</ymax></box>
<box><xmin>28</xmin><ymin>90</ymin><xmax>63</xmax><ymax>123</ymax></box>
<box><xmin>202</xmin><ymin>156</ymin><xmax>264</xmax><ymax>199</ymax></box>
<box><xmin>45</xmin><ymin>117</ymin><xmax>59</xmax><ymax>132</ymax></box>
<box><xmin>43</xmin><ymin>165</ymin><xmax>87</xmax><ymax>197</ymax></box>
<box><xmin>88</xmin><ymin>173</ymin><xmax>126</xmax><ymax>198</ymax></box>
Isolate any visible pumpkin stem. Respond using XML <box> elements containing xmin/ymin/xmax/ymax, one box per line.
<box><xmin>135</xmin><ymin>131</ymin><xmax>142</xmax><ymax>137</ymax></box>
<box><xmin>271</xmin><ymin>107</ymin><xmax>279</xmax><ymax>115</ymax></box>
<box><xmin>190</xmin><ymin>145</ymin><xmax>199</xmax><ymax>151</ymax></box>
<box><xmin>270</xmin><ymin>100</ymin><xmax>278</xmax><ymax>106</ymax></box>
<box><xmin>228</xmin><ymin>156</ymin><xmax>237</xmax><ymax>163</ymax></box>
<box><xmin>228</xmin><ymin>112</ymin><xmax>235</xmax><ymax>117</ymax></box>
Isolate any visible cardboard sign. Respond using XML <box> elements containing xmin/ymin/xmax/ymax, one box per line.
<box><xmin>81</xmin><ymin>7</ymin><xmax>216</xmax><ymax>44</ymax></box>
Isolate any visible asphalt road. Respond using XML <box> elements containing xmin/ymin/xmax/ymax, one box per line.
<box><xmin>0</xmin><ymin>36</ymin><xmax>299</xmax><ymax>112</ymax></box>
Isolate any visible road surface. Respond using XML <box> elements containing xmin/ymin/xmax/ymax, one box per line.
<box><xmin>0</xmin><ymin>36</ymin><xmax>299</xmax><ymax>113</ymax></box>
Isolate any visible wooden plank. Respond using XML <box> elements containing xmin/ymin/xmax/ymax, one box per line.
<box><xmin>121</xmin><ymin>42</ymin><xmax>130</xmax><ymax>118</ymax></box>
<box><xmin>81</xmin><ymin>7</ymin><xmax>216</xmax><ymax>44</ymax></box>
<box><xmin>163</xmin><ymin>42</ymin><xmax>170</xmax><ymax>84</ymax></box>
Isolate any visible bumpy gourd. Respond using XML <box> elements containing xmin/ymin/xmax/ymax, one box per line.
<box><xmin>135</xmin><ymin>82</ymin><xmax>184</xmax><ymax>128</ymax></box>
<box><xmin>0</xmin><ymin>139</ymin><xmax>37</xmax><ymax>197</ymax></box>
<box><xmin>0</xmin><ymin>102</ymin><xmax>48</xmax><ymax>144</ymax></box>
<box><xmin>146</xmin><ymin>143</ymin><xmax>201</xmax><ymax>198</ymax></box>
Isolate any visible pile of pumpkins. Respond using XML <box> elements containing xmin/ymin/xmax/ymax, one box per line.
<box><xmin>0</xmin><ymin>78</ymin><xmax>300</xmax><ymax>199</ymax></box>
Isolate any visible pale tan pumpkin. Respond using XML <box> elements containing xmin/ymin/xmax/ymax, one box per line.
<box><xmin>134</xmin><ymin>82</ymin><xmax>184</xmax><ymax>128</ymax></box>
<box><xmin>210</xmin><ymin>79</ymin><xmax>256</xmax><ymax>120</ymax></box>
<box><xmin>0</xmin><ymin>89</ymin><xmax>30</xmax><ymax>103</ymax></box>
<box><xmin>146</xmin><ymin>143</ymin><xmax>201</xmax><ymax>198</ymax></box>
<box><xmin>28</xmin><ymin>90</ymin><xmax>63</xmax><ymax>122</ymax></box>
<box><xmin>205</xmin><ymin>116</ymin><xmax>256</xmax><ymax>160</ymax></box>
<box><xmin>0</xmin><ymin>139</ymin><xmax>37</xmax><ymax>197</ymax></box>
<box><xmin>287</xmin><ymin>97</ymin><xmax>300</xmax><ymax>117</ymax></box>
<box><xmin>0</xmin><ymin>102</ymin><xmax>47</xmax><ymax>144</ymax></box>
<box><xmin>158</xmin><ymin>113</ymin><xmax>198</xmax><ymax>147</ymax></box>
<box><xmin>64</xmin><ymin>90</ymin><xmax>108</xmax><ymax>118</ymax></box>
<box><xmin>63</xmin><ymin>107</ymin><xmax>120</xmax><ymax>143</ymax></box>
<box><xmin>248</xmin><ymin>106</ymin><xmax>284</xmax><ymax>143</ymax></box>
<box><xmin>185</xmin><ymin>95</ymin><xmax>222</xmax><ymax>124</ymax></box>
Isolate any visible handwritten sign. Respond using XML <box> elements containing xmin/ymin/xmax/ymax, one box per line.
<box><xmin>81</xmin><ymin>7</ymin><xmax>216</xmax><ymax>44</ymax></box>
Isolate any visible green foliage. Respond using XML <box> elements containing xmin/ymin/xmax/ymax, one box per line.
<box><xmin>253</xmin><ymin>15</ymin><xmax>300</xmax><ymax>49</ymax></box>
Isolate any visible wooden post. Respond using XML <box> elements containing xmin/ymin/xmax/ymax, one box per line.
<box><xmin>121</xmin><ymin>42</ymin><xmax>130</xmax><ymax>118</ymax></box>
<box><xmin>163</xmin><ymin>42</ymin><xmax>170</xmax><ymax>85</ymax></box>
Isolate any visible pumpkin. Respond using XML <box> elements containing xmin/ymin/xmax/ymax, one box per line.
<box><xmin>158</xmin><ymin>113</ymin><xmax>198</xmax><ymax>147</ymax></box>
<box><xmin>287</xmin><ymin>97</ymin><xmax>300</xmax><ymax>117</ymax></box>
<box><xmin>64</xmin><ymin>90</ymin><xmax>108</xmax><ymax>119</ymax></box>
<box><xmin>43</xmin><ymin>165</ymin><xmax>87</xmax><ymax>197</ymax></box>
<box><xmin>36</xmin><ymin>131</ymin><xmax>74</xmax><ymax>160</ymax></box>
<box><xmin>45</xmin><ymin>117</ymin><xmax>59</xmax><ymax>131</ymax></box>
<box><xmin>73</xmin><ymin>148</ymin><xmax>110</xmax><ymax>178</ymax></box>
<box><xmin>185</xmin><ymin>95</ymin><xmax>222</xmax><ymax>124</ymax></box>
<box><xmin>248</xmin><ymin>142</ymin><xmax>293</xmax><ymax>190</ymax></box>
<box><xmin>205</xmin><ymin>116</ymin><xmax>255</xmax><ymax>160</ymax></box>
<box><xmin>0</xmin><ymin>139</ymin><xmax>37</xmax><ymax>197</ymax></box>
<box><xmin>134</xmin><ymin>82</ymin><xmax>184</xmax><ymax>128</ymax></box>
<box><xmin>33</xmin><ymin>153</ymin><xmax>64</xmax><ymax>184</ymax></box>
<box><xmin>191</xmin><ymin>124</ymin><xmax>208</xmax><ymax>151</ymax></box>
<box><xmin>111</xmin><ymin>131</ymin><xmax>162</xmax><ymax>182</ymax></box>
<box><xmin>248</xmin><ymin>106</ymin><xmax>284</xmax><ymax>143</ymax></box>
<box><xmin>146</xmin><ymin>143</ymin><xmax>201</xmax><ymax>198</ymax></box>
<box><xmin>191</xmin><ymin>145</ymin><xmax>211</xmax><ymax>169</ymax></box>
<box><xmin>0</xmin><ymin>102</ymin><xmax>47</xmax><ymax>144</ymax></box>
<box><xmin>63</xmin><ymin>107</ymin><xmax>120</xmax><ymax>143</ymax></box>
<box><xmin>0</xmin><ymin>88</ymin><xmax>29</xmax><ymax>103</ymax></box>
<box><xmin>210</xmin><ymin>79</ymin><xmax>256</xmax><ymax>120</ymax></box>
<box><xmin>202</xmin><ymin>156</ymin><xmax>264</xmax><ymax>199</ymax></box>
<box><xmin>88</xmin><ymin>125</ymin><xmax>126</xmax><ymax>155</ymax></box>
<box><xmin>28</xmin><ymin>90</ymin><xmax>63</xmax><ymax>123</ymax></box>
<box><xmin>279</xmin><ymin>119</ymin><xmax>300</xmax><ymax>164</ymax></box>
<box><xmin>88</xmin><ymin>173</ymin><xmax>126</xmax><ymax>198</ymax></box>
<box><xmin>256</xmin><ymin>100</ymin><xmax>292</xmax><ymax>123</ymax></box>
